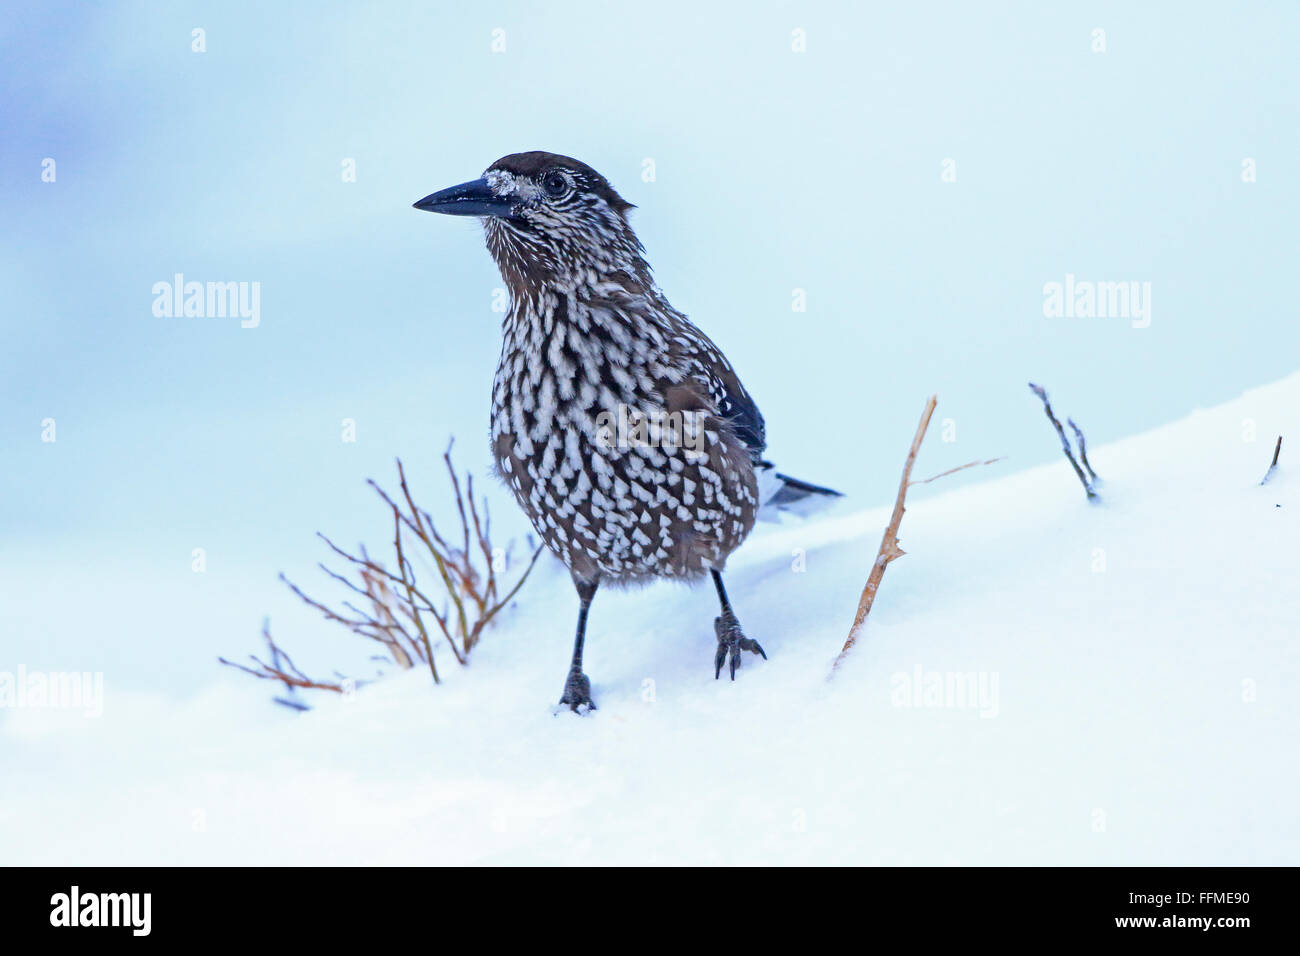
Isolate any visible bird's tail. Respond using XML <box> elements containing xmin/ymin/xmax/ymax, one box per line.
<box><xmin>755</xmin><ymin>461</ymin><xmax>843</xmax><ymax>519</ymax></box>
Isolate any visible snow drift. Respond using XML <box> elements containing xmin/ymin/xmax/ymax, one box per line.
<box><xmin>3</xmin><ymin>373</ymin><xmax>1297</xmax><ymax>865</ymax></box>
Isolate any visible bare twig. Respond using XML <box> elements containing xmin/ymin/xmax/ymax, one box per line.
<box><xmin>1260</xmin><ymin>435</ymin><xmax>1283</xmax><ymax>486</ymax></box>
<box><xmin>467</xmin><ymin>542</ymin><xmax>545</xmax><ymax>649</ymax></box>
<box><xmin>225</xmin><ymin>447</ymin><xmax>545</xmax><ymax>705</ymax></box>
<box><xmin>1067</xmin><ymin>418</ymin><xmax>1099</xmax><ymax>484</ymax></box>
<box><xmin>392</xmin><ymin>510</ymin><xmax>438</xmax><ymax>684</ymax></box>
<box><xmin>910</xmin><ymin>456</ymin><xmax>1006</xmax><ymax>487</ymax></box>
<box><xmin>219</xmin><ymin>620</ymin><xmax>355</xmax><ymax>694</ymax></box>
<box><xmin>1029</xmin><ymin>383</ymin><xmax>1098</xmax><ymax>500</ymax></box>
<box><xmin>831</xmin><ymin>395</ymin><xmax>937</xmax><ymax>674</ymax></box>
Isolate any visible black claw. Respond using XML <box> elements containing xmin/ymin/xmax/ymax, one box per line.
<box><xmin>712</xmin><ymin>611</ymin><xmax>766</xmax><ymax>682</ymax></box>
<box><xmin>557</xmin><ymin>669</ymin><xmax>596</xmax><ymax>713</ymax></box>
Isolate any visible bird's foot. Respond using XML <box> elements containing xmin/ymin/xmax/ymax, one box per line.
<box><xmin>713</xmin><ymin>609</ymin><xmax>767</xmax><ymax>680</ymax></box>
<box><xmin>556</xmin><ymin>668</ymin><xmax>597</xmax><ymax>714</ymax></box>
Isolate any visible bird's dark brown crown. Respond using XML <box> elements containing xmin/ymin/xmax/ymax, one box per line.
<box><xmin>487</xmin><ymin>151</ymin><xmax>635</xmax><ymax>217</ymax></box>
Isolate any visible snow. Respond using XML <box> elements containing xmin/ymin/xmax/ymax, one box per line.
<box><xmin>4</xmin><ymin>373</ymin><xmax>1297</xmax><ymax>865</ymax></box>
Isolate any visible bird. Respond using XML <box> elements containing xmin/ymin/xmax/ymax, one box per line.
<box><xmin>414</xmin><ymin>152</ymin><xmax>840</xmax><ymax>712</ymax></box>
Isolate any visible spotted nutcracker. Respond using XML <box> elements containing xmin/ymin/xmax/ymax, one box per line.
<box><xmin>414</xmin><ymin>152</ymin><xmax>839</xmax><ymax>712</ymax></box>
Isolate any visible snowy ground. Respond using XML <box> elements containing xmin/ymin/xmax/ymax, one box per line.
<box><xmin>4</xmin><ymin>374</ymin><xmax>1297</xmax><ymax>865</ymax></box>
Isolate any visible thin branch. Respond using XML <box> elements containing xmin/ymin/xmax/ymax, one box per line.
<box><xmin>1029</xmin><ymin>383</ymin><xmax>1098</xmax><ymax>500</ymax></box>
<box><xmin>910</xmin><ymin>456</ymin><xmax>1006</xmax><ymax>487</ymax></box>
<box><xmin>444</xmin><ymin>440</ymin><xmax>472</xmax><ymax>574</ymax></box>
<box><xmin>467</xmin><ymin>479</ymin><xmax>497</xmax><ymax>612</ymax></box>
<box><xmin>393</xmin><ymin>508</ymin><xmax>442</xmax><ymax>683</ymax></box>
<box><xmin>469</xmin><ymin>543</ymin><xmax>545</xmax><ymax>647</ymax></box>
<box><xmin>364</xmin><ymin>555</ymin><xmax>414</xmax><ymax>670</ymax></box>
<box><xmin>1067</xmin><ymin>417</ymin><xmax>1099</xmax><ymax>483</ymax></box>
<box><xmin>315</xmin><ymin>530</ymin><xmax>447</xmax><ymax>626</ymax></box>
<box><xmin>230</xmin><ymin>448</ymin><xmax>544</xmax><ymax>703</ymax></box>
<box><xmin>283</xmin><ymin>572</ymin><xmax>406</xmax><ymax>641</ymax></box>
<box><xmin>386</xmin><ymin>467</ymin><xmax>470</xmax><ymax>642</ymax></box>
<box><xmin>218</xmin><ymin>621</ymin><xmax>355</xmax><ymax>695</ymax></box>
<box><xmin>831</xmin><ymin>395</ymin><xmax>937</xmax><ymax>674</ymax></box>
<box><xmin>1261</xmin><ymin>435</ymin><xmax>1283</xmax><ymax>486</ymax></box>
<box><xmin>261</xmin><ymin>616</ymin><xmax>296</xmax><ymax>696</ymax></box>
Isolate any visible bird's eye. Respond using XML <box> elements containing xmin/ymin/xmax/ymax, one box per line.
<box><xmin>541</xmin><ymin>172</ymin><xmax>569</xmax><ymax>198</ymax></box>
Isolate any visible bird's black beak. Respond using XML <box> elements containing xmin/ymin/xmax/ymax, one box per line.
<box><xmin>412</xmin><ymin>178</ymin><xmax>519</xmax><ymax>218</ymax></box>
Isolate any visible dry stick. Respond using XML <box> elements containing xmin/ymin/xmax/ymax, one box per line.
<box><xmin>318</xmin><ymin>559</ymin><xmax>438</xmax><ymax>628</ymax></box>
<box><xmin>218</xmin><ymin>621</ymin><xmax>352</xmax><ymax>694</ymax></box>
<box><xmin>831</xmin><ymin>395</ymin><xmax>938</xmax><ymax>674</ymax></box>
<box><xmin>377</xmin><ymin>462</ymin><xmax>542</xmax><ymax>657</ymax></box>
<box><xmin>233</xmin><ymin>453</ymin><xmax>545</xmax><ymax>702</ymax></box>
<box><xmin>360</xmin><ymin>564</ymin><xmax>413</xmax><ymax>669</ymax></box>
<box><xmin>479</xmin><ymin>499</ymin><xmax>500</xmax><ymax>607</ymax></box>
<box><xmin>311</xmin><ymin>563</ymin><xmax>442</xmax><ymax>669</ymax></box>
<box><xmin>1260</xmin><ymin>435</ymin><xmax>1283</xmax><ymax>486</ymax></box>
<box><xmin>314</xmin><ymin>531</ymin><xmax>450</xmax><ymax>643</ymax></box>
<box><xmin>372</xmin><ymin>518</ymin><xmax>464</xmax><ymax>664</ymax></box>
<box><xmin>392</xmin><ymin>509</ymin><xmax>440</xmax><ymax>684</ymax></box>
<box><xmin>262</xmin><ymin>617</ymin><xmax>296</xmax><ymax>697</ymax></box>
<box><xmin>291</xmin><ymin>533</ymin><xmax>455</xmax><ymax>673</ymax></box>
<box><xmin>475</xmin><ymin>543</ymin><xmax>544</xmax><ymax>633</ymax></box>
<box><xmin>910</xmin><ymin>456</ymin><xmax>1006</xmax><ymax>487</ymax></box>
<box><xmin>282</xmin><ymin>570</ymin><xmax>398</xmax><ymax>638</ymax></box>
<box><xmin>363</xmin><ymin>459</ymin><xmax>541</xmax><ymax>659</ymax></box>
<box><xmin>443</xmin><ymin>441</ymin><xmax>472</xmax><ymax>573</ymax></box>
<box><xmin>1029</xmin><ymin>383</ymin><xmax>1098</xmax><ymax>500</ymax></box>
<box><xmin>1067</xmin><ymin>417</ymin><xmax>1099</xmax><ymax>483</ymax></box>
<box><xmin>467</xmin><ymin>487</ymin><xmax>497</xmax><ymax>615</ymax></box>
<box><xmin>218</xmin><ymin>658</ymin><xmax>348</xmax><ymax>693</ymax></box>
<box><xmin>388</xmin><ymin>464</ymin><xmax>470</xmax><ymax>644</ymax></box>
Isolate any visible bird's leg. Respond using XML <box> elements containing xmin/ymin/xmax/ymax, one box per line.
<box><xmin>711</xmin><ymin>569</ymin><xmax>766</xmax><ymax>680</ymax></box>
<box><xmin>558</xmin><ymin>576</ymin><xmax>599</xmax><ymax>713</ymax></box>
